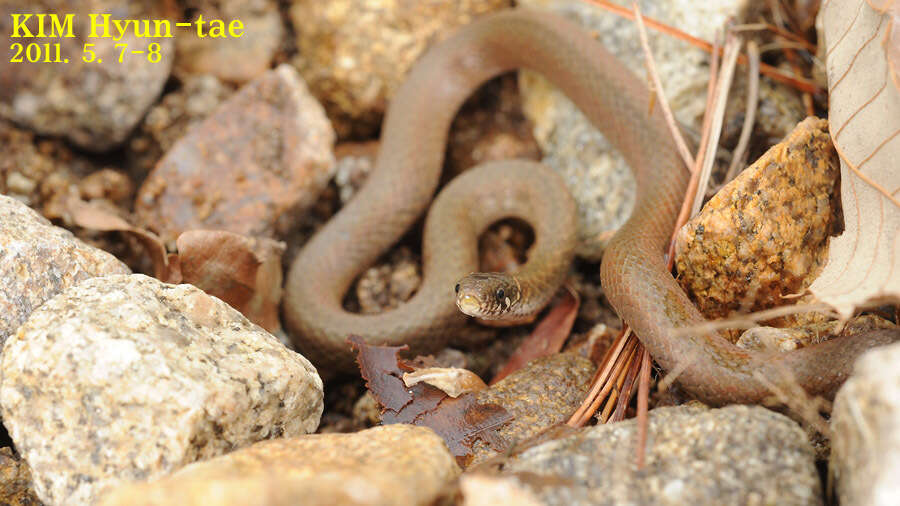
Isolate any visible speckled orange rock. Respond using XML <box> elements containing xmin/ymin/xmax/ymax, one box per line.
<box><xmin>674</xmin><ymin>117</ymin><xmax>839</xmax><ymax>330</ymax></box>
<box><xmin>98</xmin><ymin>425</ymin><xmax>459</xmax><ymax>506</ymax></box>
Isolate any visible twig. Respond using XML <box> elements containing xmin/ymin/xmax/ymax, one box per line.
<box><xmin>599</xmin><ymin>341</ymin><xmax>639</xmax><ymax>422</ymax></box>
<box><xmin>724</xmin><ymin>39</ymin><xmax>760</xmax><ymax>182</ymax></box>
<box><xmin>690</xmin><ymin>33</ymin><xmax>742</xmax><ymax>217</ymax></box>
<box><xmin>633</xmin><ymin>2</ymin><xmax>694</xmax><ymax>172</ymax></box>
<box><xmin>635</xmin><ymin>348</ymin><xmax>651</xmax><ymax>469</ymax></box>
<box><xmin>669</xmin><ymin>302</ymin><xmax>837</xmax><ymax>337</ymax></box>
<box><xmin>611</xmin><ymin>344</ymin><xmax>643</xmax><ymax>422</ymax></box>
<box><xmin>582</xmin><ymin>0</ymin><xmax>822</xmax><ymax>94</ymax></box>
<box><xmin>751</xmin><ymin>370</ymin><xmax>832</xmax><ymax>437</ymax></box>
<box><xmin>573</xmin><ymin>332</ymin><xmax>638</xmax><ymax>426</ymax></box>
<box><xmin>665</xmin><ymin>31</ymin><xmax>721</xmax><ymax>264</ymax></box>
<box><xmin>730</xmin><ymin>23</ymin><xmax>816</xmax><ymax>51</ymax></box>
<box><xmin>567</xmin><ymin>327</ymin><xmax>631</xmax><ymax>426</ymax></box>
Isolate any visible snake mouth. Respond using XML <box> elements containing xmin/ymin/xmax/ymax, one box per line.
<box><xmin>456</xmin><ymin>294</ymin><xmax>483</xmax><ymax>317</ymax></box>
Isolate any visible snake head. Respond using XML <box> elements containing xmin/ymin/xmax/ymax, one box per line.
<box><xmin>454</xmin><ymin>273</ymin><xmax>522</xmax><ymax>319</ymax></box>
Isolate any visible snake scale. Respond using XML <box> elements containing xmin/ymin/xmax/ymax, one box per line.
<box><xmin>284</xmin><ymin>9</ymin><xmax>900</xmax><ymax>405</ymax></box>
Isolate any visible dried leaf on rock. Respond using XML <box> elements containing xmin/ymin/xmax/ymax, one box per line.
<box><xmin>349</xmin><ymin>336</ymin><xmax>413</xmax><ymax>413</ymax></box>
<box><xmin>176</xmin><ymin>230</ymin><xmax>285</xmax><ymax>332</ymax></box>
<box><xmin>403</xmin><ymin>368</ymin><xmax>488</xmax><ymax>397</ymax></box>
<box><xmin>64</xmin><ymin>196</ymin><xmax>173</xmax><ymax>281</ymax></box>
<box><xmin>812</xmin><ymin>0</ymin><xmax>900</xmax><ymax>316</ymax></box>
<box><xmin>419</xmin><ymin>394</ymin><xmax>512</xmax><ymax>457</ymax></box>
<box><xmin>350</xmin><ymin>336</ymin><xmax>513</xmax><ymax>458</ymax></box>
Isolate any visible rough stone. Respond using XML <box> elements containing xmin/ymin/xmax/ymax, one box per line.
<box><xmin>0</xmin><ymin>274</ymin><xmax>324</xmax><ymax>505</ymax></box>
<box><xmin>831</xmin><ymin>340</ymin><xmax>900</xmax><ymax>506</ymax></box>
<box><xmin>0</xmin><ymin>195</ymin><xmax>130</xmax><ymax>343</ymax></box>
<box><xmin>736</xmin><ymin>314</ymin><xmax>898</xmax><ymax>352</ymax></box>
<box><xmin>98</xmin><ymin>425</ymin><xmax>459</xmax><ymax>506</ymax></box>
<box><xmin>492</xmin><ymin>404</ymin><xmax>821</xmax><ymax>505</ymax></box>
<box><xmin>0</xmin><ymin>1</ymin><xmax>175</xmax><ymax>151</ymax></box>
<box><xmin>469</xmin><ymin>352</ymin><xmax>595</xmax><ymax>465</ymax></box>
<box><xmin>674</xmin><ymin>117</ymin><xmax>838</xmax><ymax>331</ymax></box>
<box><xmin>127</xmin><ymin>75</ymin><xmax>235</xmax><ymax>177</ymax></box>
<box><xmin>135</xmin><ymin>64</ymin><xmax>335</xmax><ymax>244</ymax></box>
<box><xmin>0</xmin><ymin>121</ymin><xmax>102</xmax><ymax>212</ymax></box>
<box><xmin>333</xmin><ymin>141</ymin><xmax>379</xmax><ymax>204</ymax></box>
<box><xmin>354</xmin><ymin>247</ymin><xmax>422</xmax><ymax>315</ymax></box>
<box><xmin>289</xmin><ymin>0</ymin><xmax>510</xmax><ymax>138</ymax></box>
<box><xmin>517</xmin><ymin>0</ymin><xmax>755</xmax><ymax>258</ymax></box>
<box><xmin>0</xmin><ymin>448</ymin><xmax>40</xmax><ymax>505</ymax></box>
<box><xmin>175</xmin><ymin>0</ymin><xmax>284</xmax><ymax>84</ymax></box>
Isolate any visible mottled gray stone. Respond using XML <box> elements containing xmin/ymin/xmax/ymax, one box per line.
<box><xmin>0</xmin><ymin>1</ymin><xmax>175</xmax><ymax>151</ymax></box>
<box><xmin>98</xmin><ymin>425</ymin><xmax>459</xmax><ymax>506</ymax></box>
<box><xmin>0</xmin><ymin>194</ymin><xmax>130</xmax><ymax>343</ymax></box>
<box><xmin>517</xmin><ymin>0</ymin><xmax>748</xmax><ymax>258</ymax></box>
<box><xmin>495</xmin><ymin>404</ymin><xmax>821</xmax><ymax>505</ymax></box>
<box><xmin>831</xmin><ymin>341</ymin><xmax>900</xmax><ymax>506</ymax></box>
<box><xmin>0</xmin><ymin>274</ymin><xmax>324</xmax><ymax>506</ymax></box>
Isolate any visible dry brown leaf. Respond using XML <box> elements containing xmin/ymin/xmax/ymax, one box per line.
<box><xmin>810</xmin><ymin>0</ymin><xmax>900</xmax><ymax>316</ymax></box>
<box><xmin>64</xmin><ymin>196</ymin><xmax>173</xmax><ymax>281</ymax></box>
<box><xmin>403</xmin><ymin>368</ymin><xmax>488</xmax><ymax>397</ymax></box>
<box><xmin>176</xmin><ymin>230</ymin><xmax>285</xmax><ymax>333</ymax></box>
<box><xmin>349</xmin><ymin>337</ymin><xmax>512</xmax><ymax>459</ymax></box>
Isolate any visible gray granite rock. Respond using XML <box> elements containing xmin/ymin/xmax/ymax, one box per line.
<box><xmin>0</xmin><ymin>274</ymin><xmax>324</xmax><ymax>506</ymax></box>
<box><xmin>98</xmin><ymin>425</ymin><xmax>459</xmax><ymax>506</ymax></box>
<box><xmin>135</xmin><ymin>64</ymin><xmax>335</xmax><ymax>244</ymax></box>
<box><xmin>0</xmin><ymin>1</ymin><xmax>175</xmax><ymax>151</ymax></box>
<box><xmin>492</xmin><ymin>404</ymin><xmax>821</xmax><ymax>505</ymax></box>
<box><xmin>517</xmin><ymin>0</ymin><xmax>751</xmax><ymax>258</ymax></box>
<box><xmin>0</xmin><ymin>194</ymin><xmax>130</xmax><ymax>343</ymax></box>
<box><xmin>831</xmin><ymin>341</ymin><xmax>900</xmax><ymax>506</ymax></box>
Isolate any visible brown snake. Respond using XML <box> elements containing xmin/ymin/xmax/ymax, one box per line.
<box><xmin>284</xmin><ymin>9</ymin><xmax>900</xmax><ymax>405</ymax></box>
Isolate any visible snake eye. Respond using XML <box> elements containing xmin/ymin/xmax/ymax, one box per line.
<box><xmin>495</xmin><ymin>288</ymin><xmax>505</xmax><ymax>303</ymax></box>
<box><xmin>454</xmin><ymin>283</ymin><xmax>460</xmax><ymax>294</ymax></box>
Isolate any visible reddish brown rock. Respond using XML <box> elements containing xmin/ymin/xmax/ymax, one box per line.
<box><xmin>127</xmin><ymin>75</ymin><xmax>235</xmax><ymax>177</ymax></box>
<box><xmin>135</xmin><ymin>65</ymin><xmax>335</xmax><ymax>244</ymax></box>
<box><xmin>674</xmin><ymin>117</ymin><xmax>839</xmax><ymax>329</ymax></box>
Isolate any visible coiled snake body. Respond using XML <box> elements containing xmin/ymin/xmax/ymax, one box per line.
<box><xmin>284</xmin><ymin>9</ymin><xmax>900</xmax><ymax>405</ymax></box>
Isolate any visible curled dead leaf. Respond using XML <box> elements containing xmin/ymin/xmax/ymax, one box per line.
<box><xmin>350</xmin><ymin>336</ymin><xmax>512</xmax><ymax>460</ymax></box>
<box><xmin>64</xmin><ymin>196</ymin><xmax>173</xmax><ymax>281</ymax></box>
<box><xmin>403</xmin><ymin>368</ymin><xmax>488</xmax><ymax>398</ymax></box>
<box><xmin>176</xmin><ymin>230</ymin><xmax>285</xmax><ymax>333</ymax></box>
<box><xmin>812</xmin><ymin>0</ymin><xmax>900</xmax><ymax>316</ymax></box>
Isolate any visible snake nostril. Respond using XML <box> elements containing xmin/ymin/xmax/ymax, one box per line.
<box><xmin>454</xmin><ymin>283</ymin><xmax>460</xmax><ymax>293</ymax></box>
